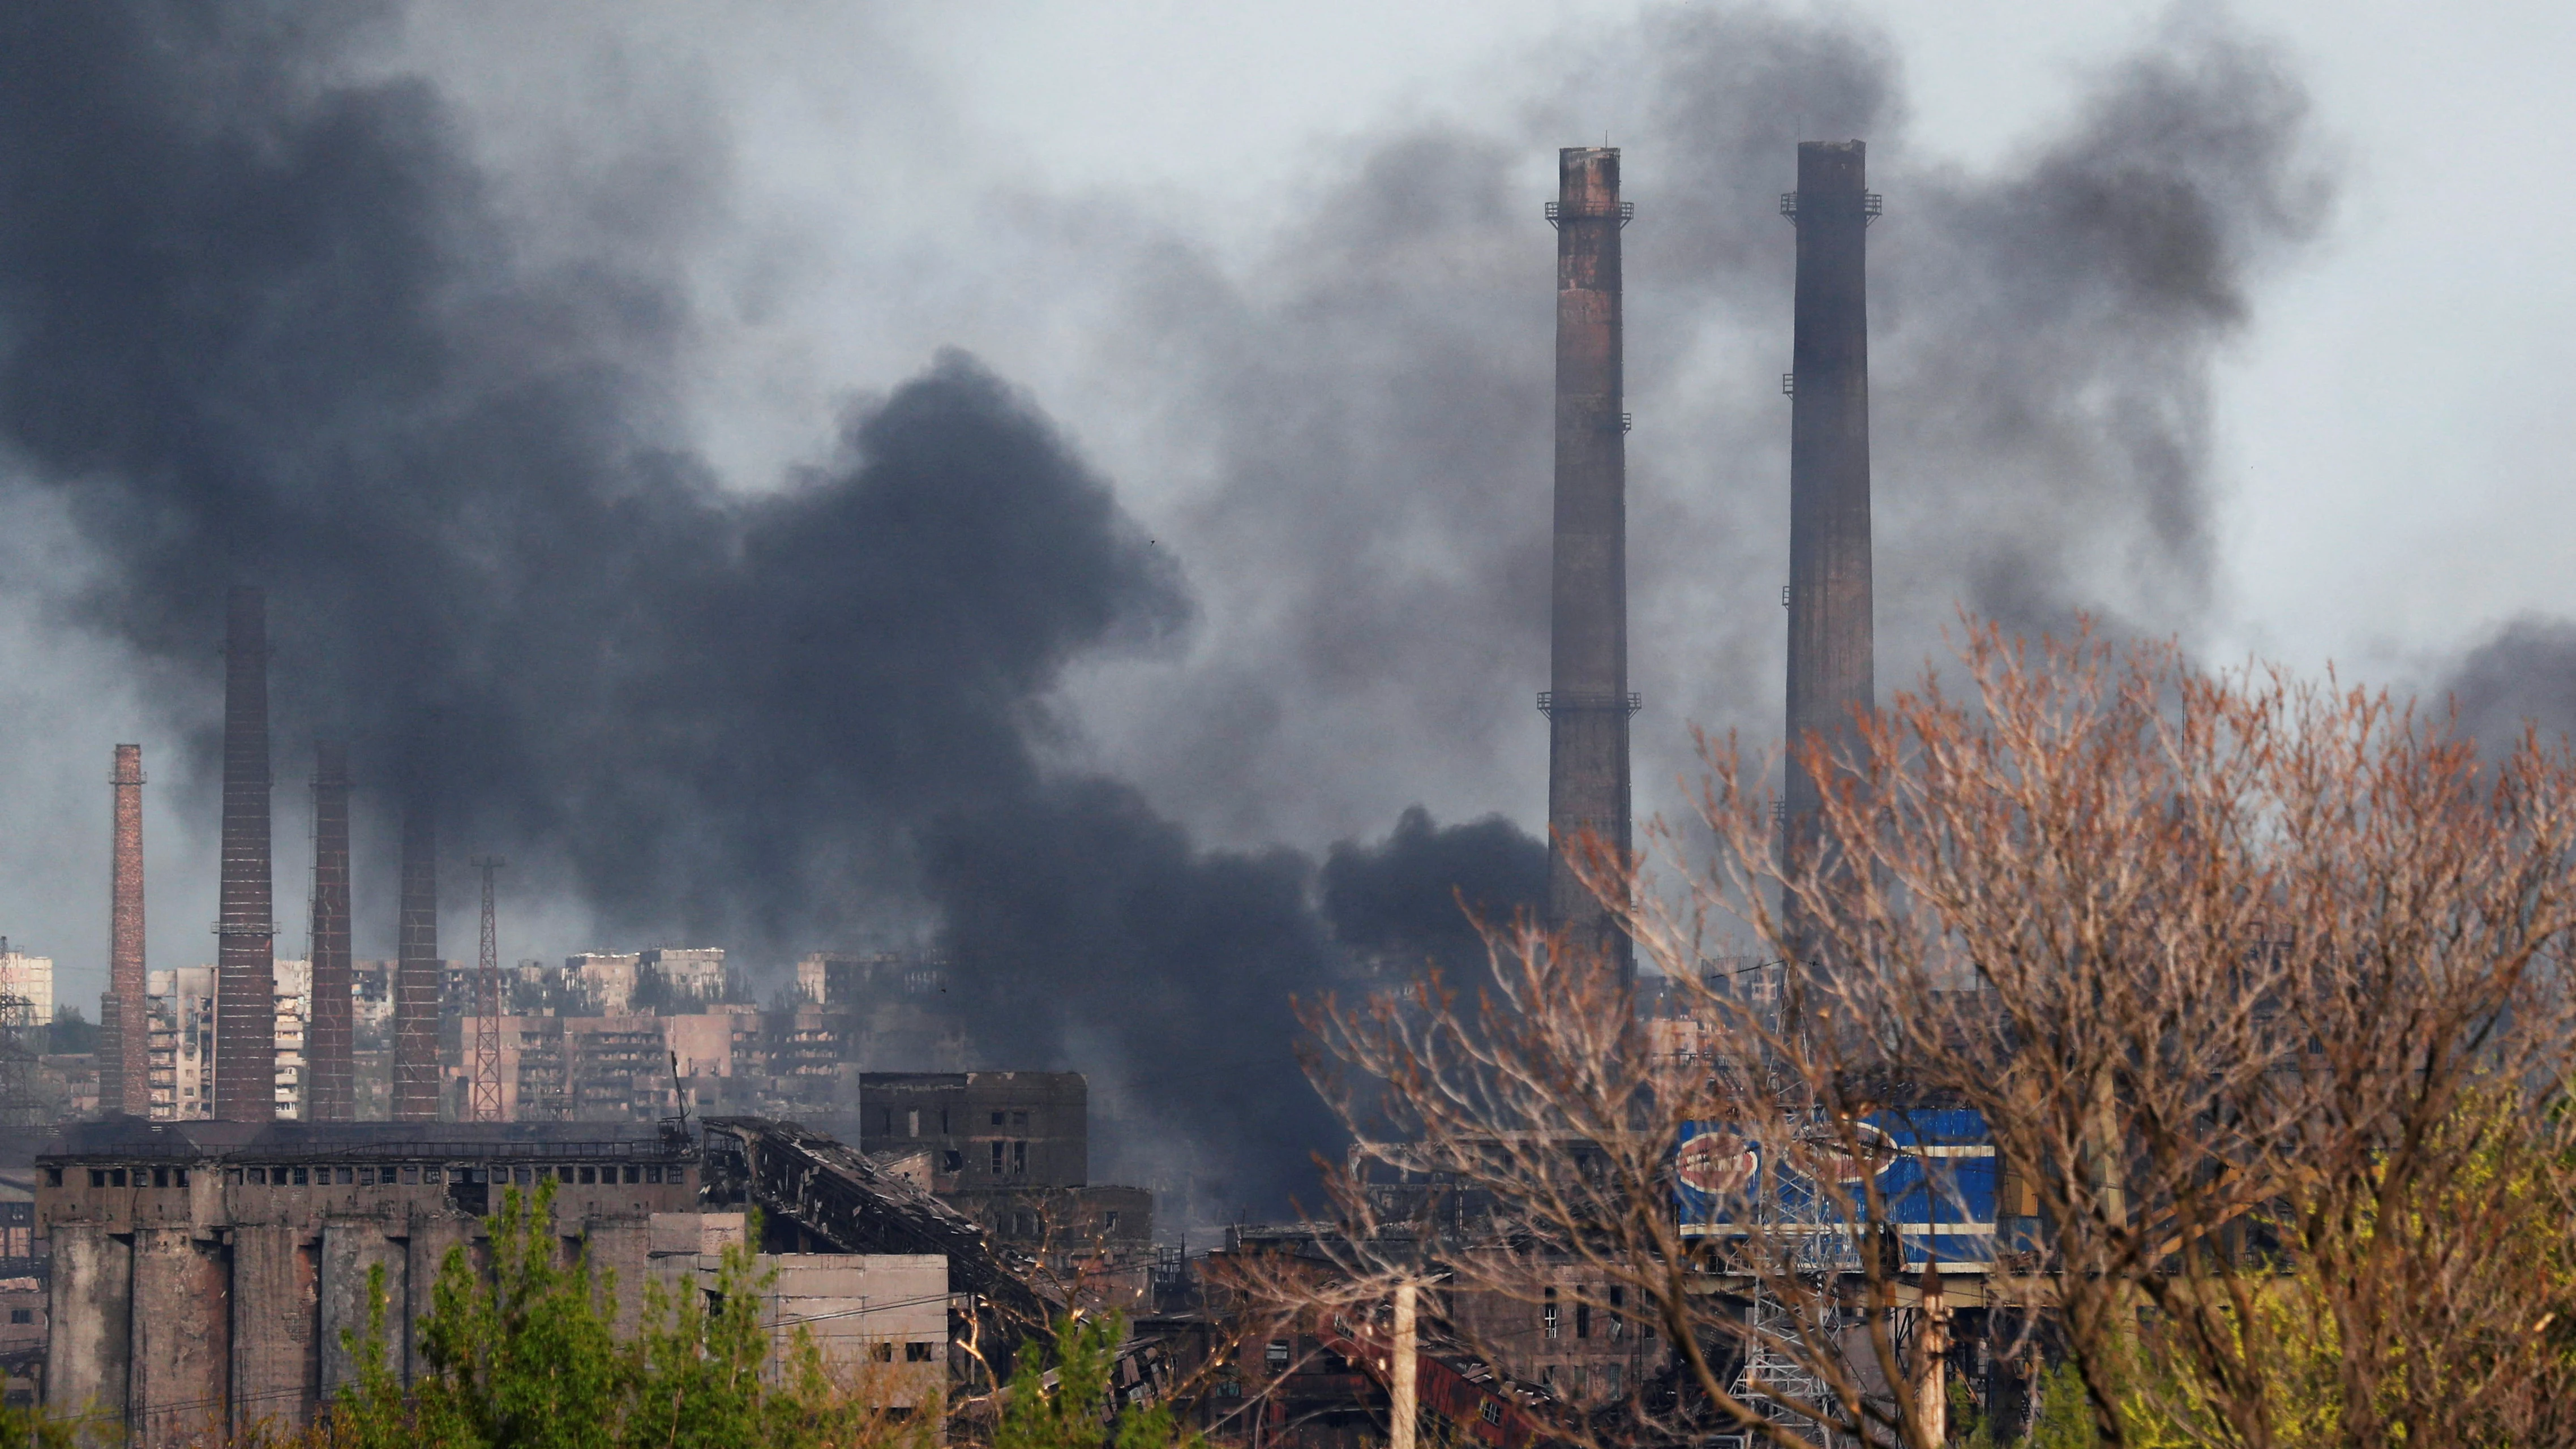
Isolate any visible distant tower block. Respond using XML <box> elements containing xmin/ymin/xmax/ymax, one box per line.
<box><xmin>104</xmin><ymin>744</ymin><xmax>149</xmax><ymax>1116</ymax></box>
<box><xmin>305</xmin><ymin>741</ymin><xmax>355</xmax><ymax>1121</ymax></box>
<box><xmin>392</xmin><ymin>781</ymin><xmax>440</xmax><ymax>1123</ymax></box>
<box><xmin>1541</xmin><ymin>146</ymin><xmax>1638</xmax><ymax>985</ymax></box>
<box><xmin>1782</xmin><ymin>142</ymin><xmax>1877</xmax><ymax>918</ymax></box>
<box><xmin>213</xmin><ymin>588</ymin><xmax>277</xmax><ymax>1122</ymax></box>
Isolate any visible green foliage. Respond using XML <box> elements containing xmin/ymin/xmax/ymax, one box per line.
<box><xmin>996</xmin><ymin>1314</ymin><xmax>1198</xmax><ymax>1449</ymax></box>
<box><xmin>328</xmin><ymin>1178</ymin><xmax>928</xmax><ymax>1449</ymax></box>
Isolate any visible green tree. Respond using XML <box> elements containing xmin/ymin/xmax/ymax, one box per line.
<box><xmin>329</xmin><ymin>1179</ymin><xmax>933</xmax><ymax>1449</ymax></box>
<box><xmin>996</xmin><ymin>1313</ymin><xmax>1197</xmax><ymax>1449</ymax></box>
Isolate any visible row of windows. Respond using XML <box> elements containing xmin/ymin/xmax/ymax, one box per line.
<box><xmin>60</xmin><ymin>1162</ymin><xmax>689</xmax><ymax>1190</ymax></box>
<box><xmin>234</xmin><ymin>1163</ymin><xmax>684</xmax><ymax>1188</ymax></box>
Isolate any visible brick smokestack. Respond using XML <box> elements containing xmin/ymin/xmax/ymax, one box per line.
<box><xmin>305</xmin><ymin>740</ymin><xmax>355</xmax><ymax>1120</ymax></box>
<box><xmin>102</xmin><ymin>744</ymin><xmax>148</xmax><ymax>1116</ymax></box>
<box><xmin>392</xmin><ymin>776</ymin><xmax>440</xmax><ymax>1122</ymax></box>
<box><xmin>213</xmin><ymin>586</ymin><xmax>277</xmax><ymax>1122</ymax></box>
<box><xmin>1782</xmin><ymin>142</ymin><xmax>1875</xmax><ymax>892</ymax></box>
<box><xmin>1542</xmin><ymin>147</ymin><xmax>1636</xmax><ymax>985</ymax></box>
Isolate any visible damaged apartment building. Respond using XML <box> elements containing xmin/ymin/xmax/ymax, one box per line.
<box><xmin>436</xmin><ymin>949</ymin><xmax>966</xmax><ymax>1125</ymax></box>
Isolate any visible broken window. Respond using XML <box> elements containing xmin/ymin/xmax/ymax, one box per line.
<box><xmin>1543</xmin><ymin>1287</ymin><xmax>1559</xmax><ymax>1340</ymax></box>
<box><xmin>872</xmin><ymin>1342</ymin><xmax>894</xmax><ymax>1363</ymax></box>
<box><xmin>337</xmin><ymin>1167</ymin><xmax>353</xmax><ymax>1185</ymax></box>
<box><xmin>1105</xmin><ymin>1212</ymin><xmax>1120</xmax><ymax>1231</ymax></box>
<box><xmin>1266</xmin><ymin>1341</ymin><xmax>1290</xmax><ymax>1371</ymax></box>
<box><xmin>645</xmin><ymin>1165</ymin><xmax>662</xmax><ymax>1184</ymax></box>
<box><xmin>246</xmin><ymin>1168</ymin><xmax>264</xmax><ymax>1185</ymax></box>
<box><xmin>359</xmin><ymin>1168</ymin><xmax>374</xmax><ymax>1186</ymax></box>
<box><xmin>426</xmin><ymin>1168</ymin><xmax>443</xmax><ymax>1184</ymax></box>
<box><xmin>989</xmin><ymin>1112</ymin><xmax>1004</xmax><ymax>1127</ymax></box>
<box><xmin>42</xmin><ymin>1170</ymin><xmax>58</xmax><ymax>1188</ymax></box>
<box><xmin>578</xmin><ymin>1166</ymin><xmax>597</xmax><ymax>1185</ymax></box>
<box><xmin>558</xmin><ymin>1165</ymin><xmax>574</xmax><ymax>1183</ymax></box>
<box><xmin>109</xmin><ymin>1169</ymin><xmax>126</xmax><ymax>1188</ymax></box>
<box><xmin>152</xmin><ymin>1168</ymin><xmax>168</xmax><ymax>1188</ymax></box>
<box><xmin>175</xmin><ymin>1169</ymin><xmax>188</xmax><ymax>1188</ymax></box>
<box><xmin>906</xmin><ymin>1341</ymin><xmax>934</xmax><ymax>1363</ymax></box>
<box><xmin>989</xmin><ymin>1142</ymin><xmax>1004</xmax><ymax>1173</ymax></box>
<box><xmin>624</xmin><ymin>1164</ymin><xmax>639</xmax><ymax>1184</ymax></box>
<box><xmin>88</xmin><ymin>1171</ymin><xmax>104</xmax><ymax>1189</ymax></box>
<box><xmin>942</xmin><ymin>1150</ymin><xmax>963</xmax><ymax>1172</ymax></box>
<box><xmin>402</xmin><ymin>1166</ymin><xmax>419</xmax><ymax>1184</ymax></box>
<box><xmin>1012</xmin><ymin>1142</ymin><xmax>1027</xmax><ymax>1176</ymax></box>
<box><xmin>1011</xmin><ymin>1111</ymin><xmax>1028</xmax><ymax>1130</ymax></box>
<box><xmin>1576</xmin><ymin>1298</ymin><xmax>1591</xmax><ymax>1339</ymax></box>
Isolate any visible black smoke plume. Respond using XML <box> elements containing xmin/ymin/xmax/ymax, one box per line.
<box><xmin>0</xmin><ymin>2</ymin><xmax>2325</xmax><ymax>1212</ymax></box>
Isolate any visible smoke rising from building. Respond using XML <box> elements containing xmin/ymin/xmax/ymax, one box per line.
<box><xmin>0</xmin><ymin>4</ymin><xmax>2329</xmax><ymax>1203</ymax></box>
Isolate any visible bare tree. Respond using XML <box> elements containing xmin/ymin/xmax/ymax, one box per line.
<box><xmin>1287</xmin><ymin>622</ymin><xmax>2576</xmax><ymax>1449</ymax></box>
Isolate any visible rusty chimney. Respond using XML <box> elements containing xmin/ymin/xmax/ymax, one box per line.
<box><xmin>392</xmin><ymin>771</ymin><xmax>440</xmax><ymax>1122</ymax></box>
<box><xmin>305</xmin><ymin>740</ymin><xmax>355</xmax><ymax>1120</ymax></box>
<box><xmin>1541</xmin><ymin>147</ymin><xmax>1636</xmax><ymax>985</ymax></box>
<box><xmin>1782</xmin><ymin>142</ymin><xmax>1875</xmax><ymax>898</ymax></box>
<box><xmin>102</xmin><ymin>744</ymin><xmax>148</xmax><ymax>1116</ymax></box>
<box><xmin>213</xmin><ymin>587</ymin><xmax>277</xmax><ymax>1121</ymax></box>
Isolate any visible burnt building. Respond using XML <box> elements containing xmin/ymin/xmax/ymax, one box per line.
<box><xmin>39</xmin><ymin>1118</ymin><xmax>703</xmax><ymax>1442</ymax></box>
<box><xmin>849</xmin><ymin>1072</ymin><xmax>1149</xmax><ymax>1255</ymax></box>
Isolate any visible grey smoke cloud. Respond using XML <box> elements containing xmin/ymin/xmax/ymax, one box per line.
<box><xmin>0</xmin><ymin>2</ymin><xmax>2330</xmax><ymax>1211</ymax></box>
<box><xmin>1061</xmin><ymin>10</ymin><xmax>2331</xmax><ymax>854</ymax></box>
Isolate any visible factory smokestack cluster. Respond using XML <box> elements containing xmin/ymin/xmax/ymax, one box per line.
<box><xmin>212</xmin><ymin>586</ymin><xmax>277</xmax><ymax>1122</ymax></box>
<box><xmin>393</xmin><ymin>786</ymin><xmax>441</xmax><ymax>1122</ymax></box>
<box><xmin>101</xmin><ymin>744</ymin><xmax>147</xmax><ymax>1116</ymax></box>
<box><xmin>1542</xmin><ymin>147</ymin><xmax>1637</xmax><ymax>985</ymax></box>
<box><xmin>1782</xmin><ymin>140</ymin><xmax>1876</xmax><ymax>886</ymax></box>
<box><xmin>306</xmin><ymin>740</ymin><xmax>355</xmax><ymax>1120</ymax></box>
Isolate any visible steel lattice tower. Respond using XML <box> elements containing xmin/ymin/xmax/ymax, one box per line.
<box><xmin>470</xmin><ymin>857</ymin><xmax>507</xmax><ymax>1122</ymax></box>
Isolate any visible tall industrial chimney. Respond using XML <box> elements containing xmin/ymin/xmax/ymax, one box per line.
<box><xmin>392</xmin><ymin>777</ymin><xmax>440</xmax><ymax>1122</ymax></box>
<box><xmin>213</xmin><ymin>587</ymin><xmax>277</xmax><ymax>1122</ymax></box>
<box><xmin>1542</xmin><ymin>147</ymin><xmax>1636</xmax><ymax>984</ymax></box>
<box><xmin>306</xmin><ymin>740</ymin><xmax>354</xmax><ymax>1120</ymax></box>
<box><xmin>102</xmin><ymin>744</ymin><xmax>148</xmax><ymax>1116</ymax></box>
<box><xmin>1782</xmin><ymin>141</ymin><xmax>1875</xmax><ymax>895</ymax></box>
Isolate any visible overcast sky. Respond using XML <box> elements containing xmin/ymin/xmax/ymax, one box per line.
<box><xmin>6</xmin><ymin>0</ymin><xmax>2572</xmax><ymax>1027</ymax></box>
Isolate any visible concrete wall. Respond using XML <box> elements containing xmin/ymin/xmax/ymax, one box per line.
<box><xmin>735</xmin><ymin>1253</ymin><xmax>946</xmax><ymax>1409</ymax></box>
<box><xmin>231</xmin><ymin>1223</ymin><xmax>317</xmax><ymax>1433</ymax></box>
<box><xmin>317</xmin><ymin>1220</ymin><xmax>406</xmax><ymax>1402</ymax></box>
<box><xmin>130</xmin><ymin>1228</ymin><xmax>228</xmax><ymax>1447</ymax></box>
<box><xmin>42</xmin><ymin>1224</ymin><xmax>127</xmax><ymax>1425</ymax></box>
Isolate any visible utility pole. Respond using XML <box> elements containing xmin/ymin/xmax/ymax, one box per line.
<box><xmin>470</xmin><ymin>856</ymin><xmax>507</xmax><ymax>1122</ymax></box>
<box><xmin>1390</xmin><ymin>1280</ymin><xmax>1418</xmax><ymax>1449</ymax></box>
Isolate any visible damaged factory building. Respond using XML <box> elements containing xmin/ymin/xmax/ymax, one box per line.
<box><xmin>36</xmin><ymin>1118</ymin><xmax>951</xmax><ymax>1442</ymax></box>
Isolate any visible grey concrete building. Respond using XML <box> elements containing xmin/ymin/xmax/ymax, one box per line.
<box><xmin>37</xmin><ymin>1118</ymin><xmax>702</xmax><ymax>1443</ymax></box>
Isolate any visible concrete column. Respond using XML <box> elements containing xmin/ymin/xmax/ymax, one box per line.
<box><xmin>318</xmin><ymin>1222</ymin><xmax>406</xmax><ymax>1403</ymax></box>
<box><xmin>42</xmin><ymin>1224</ymin><xmax>130</xmax><ymax>1426</ymax></box>
<box><xmin>129</xmin><ymin>1229</ymin><xmax>229</xmax><ymax>1448</ymax></box>
<box><xmin>230</xmin><ymin>1224</ymin><xmax>317</xmax><ymax>1433</ymax></box>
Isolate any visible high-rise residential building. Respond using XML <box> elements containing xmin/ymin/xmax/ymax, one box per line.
<box><xmin>145</xmin><ymin>967</ymin><xmax>216</xmax><ymax>1120</ymax></box>
<box><xmin>0</xmin><ymin>949</ymin><xmax>53</xmax><ymax>1026</ymax></box>
<box><xmin>273</xmin><ymin>957</ymin><xmax>311</xmax><ymax>1118</ymax></box>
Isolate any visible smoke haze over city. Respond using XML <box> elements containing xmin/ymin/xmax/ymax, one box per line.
<box><xmin>0</xmin><ymin>1</ymin><xmax>2565</xmax><ymax>1207</ymax></box>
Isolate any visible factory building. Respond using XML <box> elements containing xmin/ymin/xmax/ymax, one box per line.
<box><xmin>37</xmin><ymin>1118</ymin><xmax>711</xmax><ymax>1441</ymax></box>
